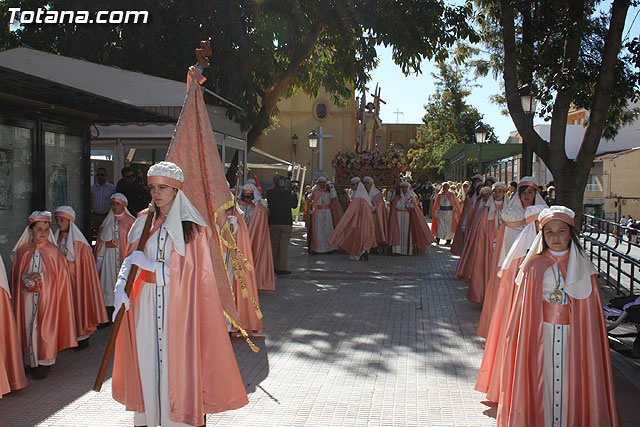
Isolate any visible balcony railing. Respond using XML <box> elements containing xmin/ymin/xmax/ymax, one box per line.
<box><xmin>581</xmin><ymin>214</ymin><xmax>640</xmax><ymax>295</ymax></box>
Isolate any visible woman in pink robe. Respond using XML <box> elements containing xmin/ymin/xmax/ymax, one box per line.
<box><xmin>496</xmin><ymin>206</ymin><xmax>619</xmax><ymax>427</ymax></box>
<box><xmin>450</xmin><ymin>175</ymin><xmax>484</xmax><ymax>256</ymax></box>
<box><xmin>454</xmin><ymin>186</ymin><xmax>492</xmax><ymax>283</ymax></box>
<box><xmin>466</xmin><ymin>183</ymin><xmax>507</xmax><ymax>304</ymax></box>
<box><xmin>329</xmin><ymin>179</ymin><xmax>376</xmax><ymax>260</ymax></box>
<box><xmin>363</xmin><ymin>176</ymin><xmax>388</xmax><ymax>249</ymax></box>
<box><xmin>10</xmin><ymin>211</ymin><xmax>78</xmax><ymax>380</ymax></box>
<box><xmin>112</xmin><ymin>162</ymin><xmax>248</xmax><ymax>426</ymax></box>
<box><xmin>388</xmin><ymin>182</ymin><xmax>435</xmax><ymax>255</ymax></box>
<box><xmin>431</xmin><ymin>182</ymin><xmax>462</xmax><ymax>244</ymax></box>
<box><xmin>239</xmin><ymin>184</ymin><xmax>276</xmax><ymax>291</ymax></box>
<box><xmin>0</xmin><ymin>254</ymin><xmax>27</xmax><ymax>397</ymax></box>
<box><xmin>54</xmin><ymin>206</ymin><xmax>108</xmax><ymax>347</ymax></box>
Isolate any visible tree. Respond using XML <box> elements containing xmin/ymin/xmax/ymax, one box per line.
<box><xmin>1</xmin><ymin>0</ymin><xmax>479</xmax><ymax>182</ymax></box>
<box><xmin>474</xmin><ymin>0</ymin><xmax>640</xmax><ymax>221</ymax></box>
<box><xmin>408</xmin><ymin>60</ymin><xmax>498</xmax><ymax>178</ymax></box>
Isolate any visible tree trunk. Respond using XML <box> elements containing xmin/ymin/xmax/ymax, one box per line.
<box><xmin>553</xmin><ymin>162</ymin><xmax>586</xmax><ymax>226</ymax></box>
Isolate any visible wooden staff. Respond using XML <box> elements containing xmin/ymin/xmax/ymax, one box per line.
<box><xmin>407</xmin><ymin>194</ymin><xmax>412</xmax><ymax>255</ymax></box>
<box><xmin>93</xmin><ymin>204</ymin><xmax>156</xmax><ymax>392</ymax></box>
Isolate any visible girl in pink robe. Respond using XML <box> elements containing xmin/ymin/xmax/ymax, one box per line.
<box><xmin>0</xmin><ymin>254</ymin><xmax>27</xmax><ymax>397</ymax></box>
<box><xmin>112</xmin><ymin>162</ymin><xmax>248</xmax><ymax>426</ymax></box>
<box><xmin>240</xmin><ymin>184</ymin><xmax>276</xmax><ymax>291</ymax></box>
<box><xmin>496</xmin><ymin>206</ymin><xmax>619</xmax><ymax>427</ymax></box>
<box><xmin>54</xmin><ymin>206</ymin><xmax>107</xmax><ymax>346</ymax></box>
<box><xmin>450</xmin><ymin>175</ymin><xmax>483</xmax><ymax>255</ymax></box>
<box><xmin>10</xmin><ymin>211</ymin><xmax>78</xmax><ymax>380</ymax></box>
<box><xmin>455</xmin><ymin>186</ymin><xmax>492</xmax><ymax>283</ymax></box>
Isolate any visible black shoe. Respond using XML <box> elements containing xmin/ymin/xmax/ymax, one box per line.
<box><xmin>276</xmin><ymin>270</ymin><xmax>292</xmax><ymax>275</ymax></box>
<box><xmin>361</xmin><ymin>252</ymin><xmax>369</xmax><ymax>261</ymax></box>
<box><xmin>74</xmin><ymin>338</ymin><xmax>90</xmax><ymax>351</ymax></box>
<box><xmin>24</xmin><ymin>366</ymin><xmax>35</xmax><ymax>374</ymax></box>
<box><xmin>33</xmin><ymin>365</ymin><xmax>50</xmax><ymax>380</ymax></box>
<box><xmin>446</xmin><ymin>240</ymin><xmax>451</xmax><ymax>245</ymax></box>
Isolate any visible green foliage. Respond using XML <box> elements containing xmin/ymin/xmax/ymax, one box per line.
<box><xmin>408</xmin><ymin>60</ymin><xmax>497</xmax><ymax>176</ymax></box>
<box><xmin>1</xmin><ymin>0</ymin><xmax>479</xmax><ymax>150</ymax></box>
<box><xmin>472</xmin><ymin>0</ymin><xmax>640</xmax><ymax>138</ymax></box>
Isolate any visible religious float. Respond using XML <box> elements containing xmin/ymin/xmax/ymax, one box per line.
<box><xmin>332</xmin><ymin>84</ymin><xmax>407</xmax><ymax>187</ymax></box>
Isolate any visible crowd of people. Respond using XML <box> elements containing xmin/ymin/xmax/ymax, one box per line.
<box><xmin>0</xmin><ymin>163</ymin><xmax>622</xmax><ymax>426</ymax></box>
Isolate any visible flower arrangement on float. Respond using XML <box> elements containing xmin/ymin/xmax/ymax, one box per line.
<box><xmin>331</xmin><ymin>149</ymin><xmax>406</xmax><ymax>186</ymax></box>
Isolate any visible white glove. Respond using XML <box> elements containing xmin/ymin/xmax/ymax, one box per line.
<box><xmin>112</xmin><ymin>283</ymin><xmax>130</xmax><ymax>321</ymax></box>
<box><xmin>228</xmin><ymin>215</ymin><xmax>238</xmax><ymax>226</ymax></box>
<box><xmin>129</xmin><ymin>250</ymin><xmax>158</xmax><ymax>272</ymax></box>
<box><xmin>95</xmin><ymin>256</ymin><xmax>103</xmax><ymax>272</ymax></box>
<box><xmin>406</xmin><ymin>202</ymin><xmax>413</xmax><ymax>209</ymax></box>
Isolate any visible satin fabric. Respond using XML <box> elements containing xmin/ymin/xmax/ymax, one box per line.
<box><xmin>11</xmin><ymin>242</ymin><xmax>78</xmax><ymax>360</ymax></box>
<box><xmin>112</xmin><ymin>224</ymin><xmax>248</xmax><ymax>425</ymax></box>
<box><xmin>475</xmin><ymin>254</ymin><xmax>523</xmax><ymax>400</ymax></box>
<box><xmin>450</xmin><ymin>195</ymin><xmax>474</xmax><ymax>256</ymax></box>
<box><xmin>59</xmin><ymin>238</ymin><xmax>108</xmax><ymax>336</ymax></box>
<box><xmin>370</xmin><ymin>192</ymin><xmax>389</xmax><ymax>246</ymax></box>
<box><xmin>0</xmin><ymin>285</ymin><xmax>27</xmax><ymax>398</ymax></box>
<box><xmin>233</xmin><ymin>215</ymin><xmax>264</xmax><ymax>333</ymax></box>
<box><xmin>466</xmin><ymin>206</ymin><xmax>499</xmax><ymax>304</ymax></box>
<box><xmin>329</xmin><ymin>198</ymin><xmax>376</xmax><ymax>256</ymax></box>
<box><xmin>388</xmin><ymin>195</ymin><xmax>435</xmax><ymax>249</ymax></box>
<box><xmin>496</xmin><ymin>252</ymin><xmax>620</xmax><ymax>427</ymax></box>
<box><xmin>242</xmin><ymin>202</ymin><xmax>275</xmax><ymax>291</ymax></box>
<box><xmin>431</xmin><ymin>191</ymin><xmax>462</xmax><ymax>236</ymax></box>
<box><xmin>454</xmin><ymin>203</ymin><xmax>489</xmax><ymax>284</ymax></box>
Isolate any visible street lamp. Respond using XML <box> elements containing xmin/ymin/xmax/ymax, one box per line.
<box><xmin>291</xmin><ymin>133</ymin><xmax>299</xmax><ymax>153</ymax></box>
<box><xmin>475</xmin><ymin>123</ymin><xmax>488</xmax><ymax>175</ymax></box>
<box><xmin>519</xmin><ymin>83</ymin><xmax>538</xmax><ymax>177</ymax></box>
<box><xmin>308</xmin><ymin>130</ymin><xmax>319</xmax><ymax>181</ymax></box>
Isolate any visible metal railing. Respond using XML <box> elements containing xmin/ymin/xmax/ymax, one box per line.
<box><xmin>581</xmin><ymin>214</ymin><xmax>640</xmax><ymax>295</ymax></box>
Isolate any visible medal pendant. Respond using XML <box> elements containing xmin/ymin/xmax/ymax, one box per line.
<box><xmin>548</xmin><ymin>288</ymin><xmax>564</xmax><ymax>304</ymax></box>
<box><xmin>111</xmin><ymin>238</ymin><xmax>119</xmax><ymax>246</ymax></box>
<box><xmin>157</xmin><ymin>257</ymin><xmax>165</xmax><ymax>264</ymax></box>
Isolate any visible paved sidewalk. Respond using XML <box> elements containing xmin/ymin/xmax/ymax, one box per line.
<box><xmin>1</xmin><ymin>223</ymin><xmax>639</xmax><ymax>426</ymax></box>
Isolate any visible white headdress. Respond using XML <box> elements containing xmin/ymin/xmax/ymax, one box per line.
<box><xmin>11</xmin><ymin>211</ymin><xmax>57</xmax><ymax>262</ymax></box>
<box><xmin>362</xmin><ymin>176</ymin><xmax>380</xmax><ymax>198</ymax></box>
<box><xmin>350</xmin><ymin>176</ymin><xmax>362</xmax><ymax>184</ymax></box>
<box><xmin>129</xmin><ymin>161</ymin><xmax>208</xmax><ymax>256</ymax></box>
<box><xmin>100</xmin><ymin>194</ymin><xmax>133</xmax><ymax>243</ymax></box>
<box><xmin>517</xmin><ymin>206</ymin><xmax>595</xmax><ymax>299</ymax></box>
<box><xmin>352</xmin><ymin>182</ymin><xmax>372</xmax><ymax>207</ymax></box>
<box><xmin>498</xmin><ymin>204</ymin><xmax>547</xmax><ymax>277</ymax></box>
<box><xmin>54</xmin><ymin>206</ymin><xmax>91</xmax><ymax>262</ymax></box>
<box><xmin>241</xmin><ymin>183</ymin><xmax>267</xmax><ymax>207</ymax></box>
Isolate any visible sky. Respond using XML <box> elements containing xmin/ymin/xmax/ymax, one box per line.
<box><xmin>369</xmin><ymin>3</ymin><xmax>640</xmax><ymax>144</ymax></box>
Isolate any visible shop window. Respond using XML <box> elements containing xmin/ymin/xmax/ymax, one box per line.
<box><xmin>0</xmin><ymin>124</ymin><xmax>33</xmax><ymax>264</ymax></box>
<box><xmin>45</xmin><ymin>131</ymin><xmax>85</xmax><ymax>228</ymax></box>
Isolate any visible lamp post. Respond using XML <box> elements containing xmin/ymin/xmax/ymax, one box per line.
<box><xmin>308</xmin><ymin>130</ymin><xmax>319</xmax><ymax>182</ymax></box>
<box><xmin>292</xmin><ymin>133</ymin><xmax>299</xmax><ymax>153</ymax></box>
<box><xmin>475</xmin><ymin>123</ymin><xmax>488</xmax><ymax>175</ymax></box>
<box><xmin>519</xmin><ymin>83</ymin><xmax>538</xmax><ymax>177</ymax></box>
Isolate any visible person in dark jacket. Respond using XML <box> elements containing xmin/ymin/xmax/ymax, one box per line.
<box><xmin>265</xmin><ymin>173</ymin><xmax>298</xmax><ymax>274</ymax></box>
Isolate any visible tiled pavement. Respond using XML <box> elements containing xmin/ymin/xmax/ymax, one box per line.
<box><xmin>1</xmin><ymin>223</ymin><xmax>640</xmax><ymax>426</ymax></box>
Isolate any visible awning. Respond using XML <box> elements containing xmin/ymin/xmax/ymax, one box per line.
<box><xmin>248</xmin><ymin>147</ymin><xmax>292</xmax><ymax>170</ymax></box>
<box><xmin>0</xmin><ymin>65</ymin><xmax>174</xmax><ymax>123</ymax></box>
<box><xmin>441</xmin><ymin>143</ymin><xmax>522</xmax><ymax>163</ymax></box>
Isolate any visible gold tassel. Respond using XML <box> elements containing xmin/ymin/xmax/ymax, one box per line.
<box><xmin>223</xmin><ymin>309</ymin><xmax>260</xmax><ymax>353</ymax></box>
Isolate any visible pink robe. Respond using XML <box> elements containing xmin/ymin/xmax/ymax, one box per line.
<box><xmin>454</xmin><ymin>203</ymin><xmax>488</xmax><ymax>283</ymax></box>
<box><xmin>308</xmin><ymin>189</ymin><xmax>343</xmax><ymax>252</ymax></box>
<box><xmin>11</xmin><ymin>242</ymin><xmax>78</xmax><ymax>360</ymax></box>
<box><xmin>496</xmin><ymin>252</ymin><xmax>620</xmax><ymax>426</ymax></box>
<box><xmin>0</xmin><ymin>286</ymin><xmax>27</xmax><ymax>398</ymax></box>
<box><xmin>58</xmin><ymin>235</ymin><xmax>108</xmax><ymax>336</ymax></box>
<box><xmin>112</xmin><ymin>224</ymin><xmax>248</xmax><ymax>426</ymax></box>
<box><xmin>233</xmin><ymin>216</ymin><xmax>264</xmax><ymax>333</ymax></box>
<box><xmin>475</xmin><ymin>254</ymin><xmax>524</xmax><ymax>400</ymax></box>
<box><xmin>388</xmin><ymin>195</ymin><xmax>435</xmax><ymax>249</ymax></box>
<box><xmin>242</xmin><ymin>202</ymin><xmax>276</xmax><ymax>291</ymax></box>
<box><xmin>371</xmin><ymin>192</ymin><xmax>388</xmax><ymax>246</ymax></box>
<box><xmin>465</xmin><ymin>207</ymin><xmax>499</xmax><ymax>304</ymax></box>
<box><xmin>430</xmin><ymin>191</ymin><xmax>462</xmax><ymax>236</ymax></box>
<box><xmin>328</xmin><ymin>198</ymin><xmax>376</xmax><ymax>256</ymax></box>
<box><xmin>94</xmin><ymin>213</ymin><xmax>135</xmax><ymax>264</ymax></box>
<box><xmin>450</xmin><ymin>195</ymin><xmax>475</xmax><ymax>256</ymax></box>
